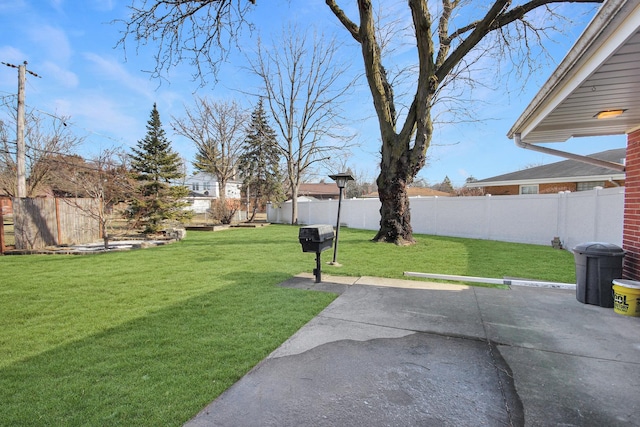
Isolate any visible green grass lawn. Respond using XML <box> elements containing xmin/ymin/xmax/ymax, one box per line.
<box><xmin>0</xmin><ymin>225</ymin><xmax>576</xmax><ymax>426</ymax></box>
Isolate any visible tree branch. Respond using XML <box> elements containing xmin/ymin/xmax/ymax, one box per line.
<box><xmin>436</xmin><ymin>0</ymin><xmax>603</xmax><ymax>81</ymax></box>
<box><xmin>325</xmin><ymin>0</ymin><xmax>361</xmax><ymax>41</ymax></box>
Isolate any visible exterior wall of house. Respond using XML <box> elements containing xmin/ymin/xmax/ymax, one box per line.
<box><xmin>484</xmin><ymin>185</ymin><xmax>520</xmax><ymax>195</ymax></box>
<box><xmin>545</xmin><ymin>183</ymin><xmax>577</xmax><ymax>193</ymax></box>
<box><xmin>485</xmin><ymin>183</ymin><xmax>577</xmax><ymax>195</ymax></box>
<box><xmin>484</xmin><ymin>180</ymin><xmax>623</xmax><ymax>196</ymax></box>
<box><xmin>183</xmin><ymin>173</ymin><xmax>242</xmax><ymax>199</ymax></box>
<box><xmin>187</xmin><ymin>198</ymin><xmax>213</xmax><ymax>214</ymax></box>
<box><xmin>623</xmin><ymin>129</ymin><xmax>640</xmax><ymax>280</ymax></box>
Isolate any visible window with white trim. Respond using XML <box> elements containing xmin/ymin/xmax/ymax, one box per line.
<box><xmin>576</xmin><ymin>181</ymin><xmax>605</xmax><ymax>191</ymax></box>
<box><xmin>520</xmin><ymin>184</ymin><xmax>538</xmax><ymax>195</ymax></box>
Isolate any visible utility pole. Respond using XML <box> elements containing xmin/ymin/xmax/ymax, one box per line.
<box><xmin>16</xmin><ymin>62</ymin><xmax>27</xmax><ymax>198</ymax></box>
<box><xmin>2</xmin><ymin>61</ymin><xmax>40</xmax><ymax>198</ymax></box>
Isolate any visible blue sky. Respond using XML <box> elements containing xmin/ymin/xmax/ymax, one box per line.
<box><xmin>0</xmin><ymin>0</ymin><xmax>626</xmax><ymax>187</ymax></box>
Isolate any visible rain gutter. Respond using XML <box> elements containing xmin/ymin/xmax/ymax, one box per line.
<box><xmin>508</xmin><ymin>0</ymin><xmax>629</xmax><ymax>173</ymax></box>
<box><xmin>514</xmin><ymin>133</ymin><xmax>625</xmax><ymax>172</ymax></box>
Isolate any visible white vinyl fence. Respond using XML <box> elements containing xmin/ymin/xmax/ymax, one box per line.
<box><xmin>267</xmin><ymin>187</ymin><xmax>624</xmax><ymax>250</ymax></box>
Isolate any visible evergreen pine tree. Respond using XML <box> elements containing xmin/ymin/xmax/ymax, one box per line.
<box><xmin>238</xmin><ymin>99</ymin><xmax>284</xmax><ymax>220</ymax></box>
<box><xmin>129</xmin><ymin>103</ymin><xmax>190</xmax><ymax>233</ymax></box>
<box><xmin>440</xmin><ymin>176</ymin><xmax>454</xmax><ymax>194</ymax></box>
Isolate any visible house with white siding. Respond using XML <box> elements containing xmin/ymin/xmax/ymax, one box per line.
<box><xmin>180</xmin><ymin>172</ymin><xmax>242</xmax><ymax>214</ymax></box>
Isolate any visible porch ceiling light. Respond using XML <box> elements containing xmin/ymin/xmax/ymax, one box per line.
<box><xmin>594</xmin><ymin>109</ymin><xmax>626</xmax><ymax>119</ymax></box>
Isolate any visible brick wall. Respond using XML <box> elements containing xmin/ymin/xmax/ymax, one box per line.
<box><xmin>623</xmin><ymin>129</ymin><xmax>640</xmax><ymax>279</ymax></box>
<box><xmin>539</xmin><ymin>183</ymin><xmax>576</xmax><ymax>194</ymax></box>
<box><xmin>484</xmin><ymin>181</ymin><xmax>621</xmax><ymax>196</ymax></box>
<box><xmin>485</xmin><ymin>185</ymin><xmax>519</xmax><ymax>195</ymax></box>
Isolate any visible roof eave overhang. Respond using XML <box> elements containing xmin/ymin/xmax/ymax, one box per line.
<box><xmin>507</xmin><ymin>0</ymin><xmax>640</xmax><ymax>143</ymax></box>
<box><xmin>469</xmin><ymin>173</ymin><xmax>625</xmax><ymax>188</ymax></box>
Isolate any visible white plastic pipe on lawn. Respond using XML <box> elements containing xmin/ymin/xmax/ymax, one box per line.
<box><xmin>403</xmin><ymin>271</ymin><xmax>576</xmax><ymax>289</ymax></box>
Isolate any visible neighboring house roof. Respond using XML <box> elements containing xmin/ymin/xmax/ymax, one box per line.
<box><xmin>471</xmin><ymin>148</ymin><xmax>626</xmax><ymax>187</ymax></box>
<box><xmin>187</xmin><ymin>172</ymin><xmax>217</xmax><ymax>182</ymax></box>
<box><xmin>508</xmin><ymin>0</ymin><xmax>640</xmax><ymax>144</ymax></box>
<box><xmin>364</xmin><ymin>187</ymin><xmax>452</xmax><ymax>198</ymax></box>
<box><xmin>298</xmin><ymin>183</ymin><xmax>340</xmax><ymax>198</ymax></box>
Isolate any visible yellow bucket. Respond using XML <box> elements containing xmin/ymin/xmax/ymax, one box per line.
<box><xmin>612</xmin><ymin>280</ymin><xmax>640</xmax><ymax>317</ymax></box>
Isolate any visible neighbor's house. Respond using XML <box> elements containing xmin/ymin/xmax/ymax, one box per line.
<box><xmin>295</xmin><ymin>182</ymin><xmax>451</xmax><ymax>200</ymax></box>
<box><xmin>181</xmin><ymin>172</ymin><xmax>242</xmax><ymax>214</ymax></box>
<box><xmin>507</xmin><ymin>0</ymin><xmax>640</xmax><ymax>279</ymax></box>
<box><xmin>470</xmin><ymin>148</ymin><xmax>625</xmax><ymax>195</ymax></box>
<box><xmin>363</xmin><ymin>187</ymin><xmax>452</xmax><ymax>198</ymax></box>
<box><xmin>297</xmin><ymin>183</ymin><xmax>340</xmax><ymax>200</ymax></box>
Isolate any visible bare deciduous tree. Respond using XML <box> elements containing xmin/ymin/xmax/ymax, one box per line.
<box><xmin>325</xmin><ymin>0</ymin><xmax>602</xmax><ymax>244</ymax></box>
<box><xmin>54</xmin><ymin>149</ymin><xmax>135</xmax><ymax>249</ymax></box>
<box><xmin>172</xmin><ymin>97</ymin><xmax>247</xmax><ymax>206</ymax></box>
<box><xmin>116</xmin><ymin>0</ymin><xmax>256</xmax><ymax>84</ymax></box>
<box><xmin>0</xmin><ymin>107</ymin><xmax>83</xmax><ymax>197</ymax></box>
<box><xmin>247</xmin><ymin>25</ymin><xmax>355</xmax><ymax>224</ymax></box>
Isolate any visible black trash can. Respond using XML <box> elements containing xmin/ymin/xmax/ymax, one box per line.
<box><xmin>573</xmin><ymin>242</ymin><xmax>625</xmax><ymax>307</ymax></box>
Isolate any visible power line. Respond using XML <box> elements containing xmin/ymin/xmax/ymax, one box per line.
<box><xmin>0</xmin><ymin>146</ymin><xmax>128</xmax><ymax>174</ymax></box>
<box><xmin>1</xmin><ymin>61</ymin><xmax>41</xmax><ymax>78</ymax></box>
<box><xmin>2</xmin><ymin>102</ymin><xmax>129</xmax><ymax>148</ymax></box>
<box><xmin>2</xmin><ymin>64</ymin><xmax>126</xmax><ymax>150</ymax></box>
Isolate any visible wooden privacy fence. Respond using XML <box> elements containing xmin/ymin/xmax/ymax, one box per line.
<box><xmin>12</xmin><ymin>198</ymin><xmax>100</xmax><ymax>250</ymax></box>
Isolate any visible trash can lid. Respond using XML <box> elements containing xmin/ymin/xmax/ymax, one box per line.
<box><xmin>612</xmin><ymin>279</ymin><xmax>640</xmax><ymax>289</ymax></box>
<box><xmin>572</xmin><ymin>242</ymin><xmax>625</xmax><ymax>256</ymax></box>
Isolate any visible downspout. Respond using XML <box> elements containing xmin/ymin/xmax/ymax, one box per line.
<box><xmin>514</xmin><ymin>133</ymin><xmax>625</xmax><ymax>172</ymax></box>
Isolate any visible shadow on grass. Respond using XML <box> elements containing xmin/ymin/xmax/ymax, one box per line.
<box><xmin>329</xmin><ymin>231</ymin><xmax>575</xmax><ymax>285</ymax></box>
<box><xmin>458</xmin><ymin>237</ymin><xmax>576</xmax><ymax>284</ymax></box>
<box><xmin>0</xmin><ymin>272</ymin><xmax>336</xmax><ymax>427</ymax></box>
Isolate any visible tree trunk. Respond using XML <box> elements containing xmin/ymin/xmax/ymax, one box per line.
<box><xmin>102</xmin><ymin>230</ymin><xmax>109</xmax><ymax>249</ymax></box>
<box><xmin>290</xmin><ymin>184</ymin><xmax>299</xmax><ymax>225</ymax></box>
<box><xmin>217</xmin><ymin>178</ymin><xmax>227</xmax><ymax>206</ymax></box>
<box><xmin>374</xmin><ymin>174</ymin><xmax>414</xmax><ymax>245</ymax></box>
<box><xmin>248</xmin><ymin>197</ymin><xmax>257</xmax><ymax>222</ymax></box>
<box><xmin>373</xmin><ymin>132</ymin><xmax>417</xmax><ymax>245</ymax></box>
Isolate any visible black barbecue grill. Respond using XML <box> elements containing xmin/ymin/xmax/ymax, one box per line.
<box><xmin>298</xmin><ymin>224</ymin><xmax>334</xmax><ymax>282</ymax></box>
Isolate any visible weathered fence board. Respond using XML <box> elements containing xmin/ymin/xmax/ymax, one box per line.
<box><xmin>13</xmin><ymin>198</ymin><xmax>100</xmax><ymax>250</ymax></box>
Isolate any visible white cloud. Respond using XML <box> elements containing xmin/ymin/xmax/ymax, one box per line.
<box><xmin>49</xmin><ymin>0</ymin><xmax>64</xmax><ymax>13</ymax></box>
<box><xmin>0</xmin><ymin>0</ymin><xmax>27</xmax><ymax>13</ymax></box>
<box><xmin>54</xmin><ymin>92</ymin><xmax>140</xmax><ymax>149</ymax></box>
<box><xmin>28</xmin><ymin>24</ymin><xmax>73</xmax><ymax>63</ymax></box>
<box><xmin>41</xmin><ymin>61</ymin><xmax>79</xmax><ymax>88</ymax></box>
<box><xmin>83</xmin><ymin>52</ymin><xmax>155</xmax><ymax>100</ymax></box>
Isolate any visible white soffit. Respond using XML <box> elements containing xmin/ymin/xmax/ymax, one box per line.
<box><xmin>508</xmin><ymin>0</ymin><xmax>640</xmax><ymax>144</ymax></box>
